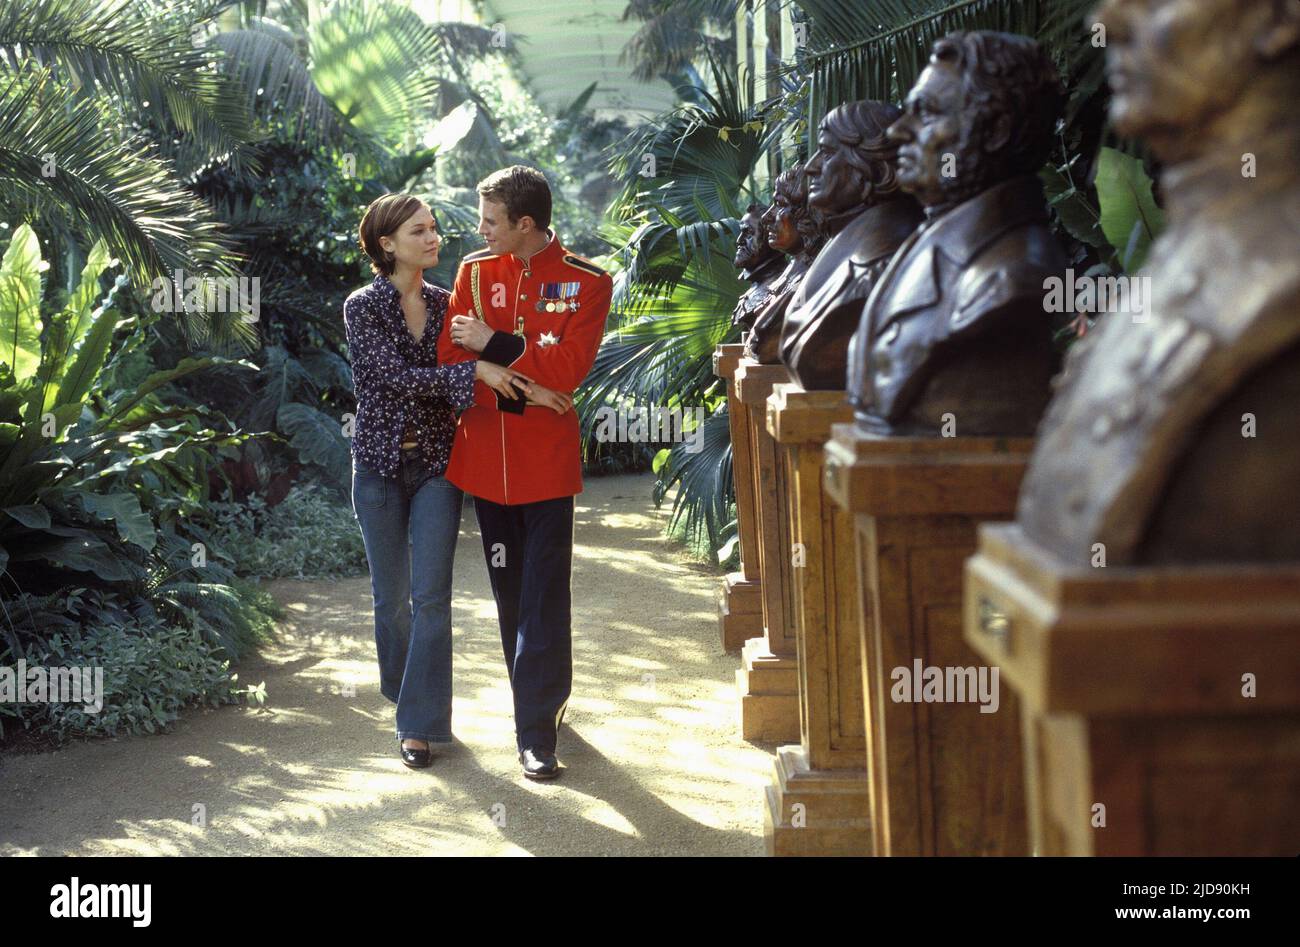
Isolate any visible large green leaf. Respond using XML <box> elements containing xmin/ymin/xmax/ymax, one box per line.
<box><xmin>76</xmin><ymin>491</ymin><xmax>156</xmax><ymax>552</ymax></box>
<box><xmin>10</xmin><ymin>530</ymin><xmax>140</xmax><ymax>582</ymax></box>
<box><xmin>276</xmin><ymin>402</ymin><xmax>350</xmax><ymax>482</ymax></box>
<box><xmin>54</xmin><ymin>306</ymin><xmax>120</xmax><ymax>410</ymax></box>
<box><xmin>298</xmin><ymin>349</ymin><xmax>353</xmax><ymax>393</ymax></box>
<box><xmin>72</xmin><ymin>432</ymin><xmax>245</xmax><ymax>486</ymax></box>
<box><xmin>33</xmin><ymin>244</ymin><xmax>121</xmax><ymax>418</ymax></box>
<box><xmin>0</xmin><ymin>223</ymin><xmax>42</xmax><ymax>384</ymax></box>
<box><xmin>1093</xmin><ymin>146</ymin><xmax>1165</xmax><ymax>272</ymax></box>
<box><xmin>1041</xmin><ymin>164</ymin><xmax>1110</xmax><ymax>253</ymax></box>
<box><xmin>210</xmin><ymin>16</ymin><xmax>349</xmax><ymax>148</ymax></box>
<box><xmin>58</xmin><ymin>239</ymin><xmax>115</xmax><ymax>353</ymax></box>
<box><xmin>2</xmin><ymin>503</ymin><xmax>50</xmax><ymax>528</ymax></box>
<box><xmin>101</xmin><ymin>356</ymin><xmax>255</xmax><ymax>425</ymax></box>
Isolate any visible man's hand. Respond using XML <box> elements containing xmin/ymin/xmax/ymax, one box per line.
<box><xmin>525</xmin><ymin>383</ymin><xmax>573</xmax><ymax>415</ymax></box>
<box><xmin>450</xmin><ymin>315</ymin><xmax>495</xmax><ymax>353</ymax></box>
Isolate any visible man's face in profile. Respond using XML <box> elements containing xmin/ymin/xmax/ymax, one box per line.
<box><xmin>804</xmin><ymin>124</ymin><xmax>865</xmax><ymax>215</ymax></box>
<box><xmin>888</xmin><ymin>58</ymin><xmax>969</xmax><ymax>207</ymax></box>
<box><xmin>478</xmin><ymin>197</ymin><xmax>529</xmax><ymax>257</ymax></box>
<box><xmin>761</xmin><ymin>190</ymin><xmax>801</xmax><ymax>254</ymax></box>
<box><xmin>735</xmin><ymin>207</ymin><xmax>774</xmax><ymax>269</ymax></box>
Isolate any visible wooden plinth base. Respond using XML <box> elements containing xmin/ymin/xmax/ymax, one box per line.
<box><xmin>718</xmin><ymin>572</ymin><xmax>762</xmax><ymax>653</ymax></box>
<box><xmin>965</xmin><ymin>522</ymin><xmax>1300</xmax><ymax>856</ymax></box>
<box><xmin>824</xmin><ymin>426</ymin><xmax>1033</xmax><ymax>856</ymax></box>
<box><xmin>731</xmin><ymin>358</ymin><xmax>800</xmax><ymax>743</ymax></box>
<box><xmin>737</xmin><ymin>637</ymin><xmax>800</xmax><ymax>743</ymax></box>
<box><xmin>713</xmin><ymin>343</ymin><xmax>765</xmax><ymax>657</ymax></box>
<box><xmin>762</xmin><ymin>383</ymin><xmax>870</xmax><ymax>856</ymax></box>
<box><xmin>764</xmin><ymin>745</ymin><xmax>872</xmax><ymax>856</ymax></box>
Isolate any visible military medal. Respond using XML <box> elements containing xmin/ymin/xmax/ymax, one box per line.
<box><xmin>539</xmin><ymin>281</ymin><xmax>582</xmax><ymax>315</ymax></box>
<box><xmin>560</xmin><ymin>281</ymin><xmax>580</xmax><ymax>313</ymax></box>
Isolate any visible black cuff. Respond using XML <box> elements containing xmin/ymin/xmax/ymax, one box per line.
<box><xmin>481</xmin><ymin>330</ymin><xmax>526</xmax><ymax>366</ymax></box>
<box><xmin>495</xmin><ymin>390</ymin><xmax>526</xmax><ymax>414</ymax></box>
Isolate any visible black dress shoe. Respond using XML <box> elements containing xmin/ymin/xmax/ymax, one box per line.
<box><xmin>519</xmin><ymin>747</ymin><xmax>559</xmax><ymax>780</ymax></box>
<box><xmin>401</xmin><ymin>741</ymin><xmax>432</xmax><ymax>769</ymax></box>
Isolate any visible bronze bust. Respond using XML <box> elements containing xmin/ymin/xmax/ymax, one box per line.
<box><xmin>845</xmin><ymin>31</ymin><xmax>1068</xmax><ymax>436</ymax></box>
<box><xmin>731</xmin><ymin>202</ymin><xmax>785</xmax><ymax>331</ymax></box>
<box><xmin>744</xmin><ymin>167</ymin><xmax>823</xmax><ymax>364</ymax></box>
<box><xmin>1016</xmin><ymin>0</ymin><xmax>1300</xmax><ymax>566</ymax></box>
<box><xmin>779</xmin><ymin>100</ymin><xmax>924</xmax><ymax>389</ymax></box>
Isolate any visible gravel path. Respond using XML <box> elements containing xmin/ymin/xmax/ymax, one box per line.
<box><xmin>0</xmin><ymin>473</ymin><xmax>772</xmax><ymax>856</ymax></box>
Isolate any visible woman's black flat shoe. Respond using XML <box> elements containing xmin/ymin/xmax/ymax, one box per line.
<box><xmin>400</xmin><ymin>741</ymin><xmax>432</xmax><ymax>769</ymax></box>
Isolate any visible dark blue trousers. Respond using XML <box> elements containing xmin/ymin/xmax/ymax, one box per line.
<box><xmin>473</xmin><ymin>494</ymin><xmax>574</xmax><ymax>754</ymax></box>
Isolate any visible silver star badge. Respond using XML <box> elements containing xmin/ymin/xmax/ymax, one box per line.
<box><xmin>538</xmin><ymin>331</ymin><xmax>560</xmax><ymax>347</ymax></box>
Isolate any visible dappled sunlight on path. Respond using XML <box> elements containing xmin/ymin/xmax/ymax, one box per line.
<box><xmin>0</xmin><ymin>474</ymin><xmax>772</xmax><ymax>856</ymax></box>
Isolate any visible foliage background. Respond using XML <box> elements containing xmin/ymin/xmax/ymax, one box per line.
<box><xmin>0</xmin><ymin>0</ymin><xmax>1167</xmax><ymax>744</ymax></box>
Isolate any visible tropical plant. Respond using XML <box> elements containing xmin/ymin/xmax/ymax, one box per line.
<box><xmin>581</xmin><ymin>54</ymin><xmax>768</xmax><ymax>552</ymax></box>
<box><xmin>621</xmin><ymin>0</ymin><xmax>738</xmax><ymax>88</ymax></box>
<box><xmin>0</xmin><ymin>0</ymin><xmax>261</xmax><ymax>348</ymax></box>
<box><xmin>595</xmin><ymin>0</ymin><xmax>1167</xmax><ymax>561</ymax></box>
<box><xmin>0</xmin><ymin>223</ymin><xmax>260</xmax><ymax>665</ymax></box>
<box><xmin>0</xmin><ymin>584</ymin><xmax>275</xmax><ymax>744</ymax></box>
<box><xmin>205</xmin><ymin>481</ymin><xmax>366</xmax><ymax>578</ymax></box>
<box><xmin>212</xmin><ymin>0</ymin><xmax>493</xmax><ymax>152</ymax></box>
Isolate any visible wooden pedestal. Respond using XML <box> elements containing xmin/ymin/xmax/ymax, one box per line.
<box><xmin>824</xmin><ymin>427</ymin><xmax>1031</xmax><ymax>856</ymax></box>
<box><xmin>965</xmin><ymin>523</ymin><xmax>1300</xmax><ymax>856</ymax></box>
<box><xmin>713</xmin><ymin>344</ymin><xmax>763</xmax><ymax>652</ymax></box>
<box><xmin>732</xmin><ymin>358</ymin><xmax>799</xmax><ymax>744</ymax></box>
<box><xmin>761</xmin><ymin>385</ymin><xmax>871</xmax><ymax>856</ymax></box>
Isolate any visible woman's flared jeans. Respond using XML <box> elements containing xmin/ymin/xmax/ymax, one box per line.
<box><xmin>351</xmin><ymin>447</ymin><xmax>462</xmax><ymax>744</ymax></box>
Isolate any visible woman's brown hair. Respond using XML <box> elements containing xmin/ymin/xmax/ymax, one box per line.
<box><xmin>358</xmin><ymin>192</ymin><xmax>427</xmax><ymax>276</ymax></box>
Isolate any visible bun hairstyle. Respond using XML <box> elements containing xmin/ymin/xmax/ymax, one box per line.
<box><xmin>358</xmin><ymin>192</ymin><xmax>427</xmax><ymax>276</ymax></box>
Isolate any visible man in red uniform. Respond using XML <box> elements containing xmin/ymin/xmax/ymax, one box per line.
<box><xmin>438</xmin><ymin>165</ymin><xmax>613</xmax><ymax>779</ymax></box>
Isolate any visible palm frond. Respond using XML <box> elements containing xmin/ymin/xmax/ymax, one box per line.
<box><xmin>578</xmin><ymin>247</ymin><xmax>739</xmax><ymax>436</ymax></box>
<box><xmin>210</xmin><ymin>16</ymin><xmax>349</xmax><ymax>147</ymax></box>
<box><xmin>0</xmin><ymin>0</ymin><xmax>260</xmax><ymax>173</ymax></box>
<box><xmin>0</xmin><ymin>61</ymin><xmax>255</xmax><ymax>349</ymax></box>
<box><xmin>620</xmin><ymin>0</ymin><xmax>736</xmax><ymax>81</ymax></box>
<box><xmin>653</xmin><ymin>410</ymin><xmax>733</xmax><ymax>552</ymax></box>
<box><xmin>790</xmin><ymin>0</ymin><xmax>1099</xmax><ymax>130</ymax></box>
<box><xmin>307</xmin><ymin>0</ymin><xmax>441</xmax><ymax>149</ymax></box>
<box><xmin>606</xmin><ymin>53</ymin><xmax>767</xmax><ymax>228</ymax></box>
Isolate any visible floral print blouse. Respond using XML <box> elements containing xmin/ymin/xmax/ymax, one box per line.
<box><xmin>343</xmin><ymin>273</ymin><xmax>477</xmax><ymax>478</ymax></box>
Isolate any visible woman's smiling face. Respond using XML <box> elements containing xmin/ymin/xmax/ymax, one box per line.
<box><xmin>382</xmin><ymin>204</ymin><xmax>441</xmax><ymax>271</ymax></box>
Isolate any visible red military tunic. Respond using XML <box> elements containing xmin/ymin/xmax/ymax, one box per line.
<box><xmin>437</xmin><ymin>231</ymin><xmax>613</xmax><ymax>505</ymax></box>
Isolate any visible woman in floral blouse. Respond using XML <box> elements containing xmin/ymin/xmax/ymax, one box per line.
<box><xmin>345</xmin><ymin>193</ymin><xmax>570</xmax><ymax>769</ymax></box>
